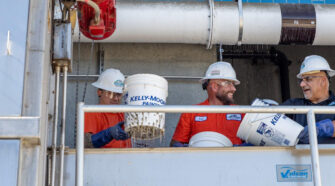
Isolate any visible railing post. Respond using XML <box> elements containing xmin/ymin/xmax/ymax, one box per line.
<box><xmin>307</xmin><ymin>110</ymin><xmax>322</xmax><ymax>186</ymax></box>
<box><xmin>76</xmin><ymin>102</ymin><xmax>84</xmax><ymax>186</ymax></box>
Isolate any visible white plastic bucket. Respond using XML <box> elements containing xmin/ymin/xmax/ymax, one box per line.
<box><xmin>124</xmin><ymin>74</ymin><xmax>168</xmax><ymax>139</ymax></box>
<box><xmin>189</xmin><ymin>131</ymin><xmax>233</xmax><ymax>147</ymax></box>
<box><xmin>237</xmin><ymin>98</ymin><xmax>304</xmax><ymax>146</ymax></box>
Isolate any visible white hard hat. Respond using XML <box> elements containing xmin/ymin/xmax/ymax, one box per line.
<box><xmin>200</xmin><ymin>62</ymin><xmax>240</xmax><ymax>85</ymax></box>
<box><xmin>297</xmin><ymin>55</ymin><xmax>335</xmax><ymax>78</ymax></box>
<box><xmin>92</xmin><ymin>68</ymin><xmax>125</xmax><ymax>93</ymax></box>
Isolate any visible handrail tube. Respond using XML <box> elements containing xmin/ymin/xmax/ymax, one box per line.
<box><xmin>76</xmin><ymin>102</ymin><xmax>84</xmax><ymax>186</ymax></box>
<box><xmin>66</xmin><ymin>74</ymin><xmax>203</xmax><ymax>80</ymax></box>
<box><xmin>51</xmin><ymin>66</ymin><xmax>60</xmax><ymax>186</ymax></box>
<box><xmin>76</xmin><ymin>103</ymin><xmax>334</xmax><ymax>186</ymax></box>
<box><xmin>307</xmin><ymin>110</ymin><xmax>322</xmax><ymax>186</ymax></box>
<box><xmin>59</xmin><ymin>66</ymin><xmax>68</xmax><ymax>186</ymax></box>
<box><xmin>81</xmin><ymin>105</ymin><xmax>335</xmax><ymax>114</ymax></box>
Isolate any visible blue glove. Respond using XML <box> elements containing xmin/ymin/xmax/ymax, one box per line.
<box><xmin>91</xmin><ymin>122</ymin><xmax>129</xmax><ymax>148</ymax></box>
<box><xmin>172</xmin><ymin>141</ymin><xmax>188</xmax><ymax>147</ymax></box>
<box><xmin>238</xmin><ymin>142</ymin><xmax>254</xmax><ymax>147</ymax></box>
<box><xmin>234</xmin><ymin>142</ymin><xmax>254</xmax><ymax>146</ymax></box>
<box><xmin>298</xmin><ymin>119</ymin><xmax>334</xmax><ymax>144</ymax></box>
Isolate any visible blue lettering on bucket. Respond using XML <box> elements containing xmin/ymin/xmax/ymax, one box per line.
<box><xmin>271</xmin><ymin>114</ymin><xmax>281</xmax><ymax>125</ymax></box>
<box><xmin>129</xmin><ymin>95</ymin><xmax>166</xmax><ymax>105</ymax></box>
<box><xmin>142</xmin><ymin>102</ymin><xmax>160</xmax><ymax>106</ymax></box>
<box><xmin>195</xmin><ymin>116</ymin><xmax>207</xmax><ymax>122</ymax></box>
<box><xmin>150</xmin><ymin>96</ymin><xmax>166</xmax><ymax>105</ymax></box>
<box><xmin>226</xmin><ymin>114</ymin><xmax>241</xmax><ymax>121</ymax></box>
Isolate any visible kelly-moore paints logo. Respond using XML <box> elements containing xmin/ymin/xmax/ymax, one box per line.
<box><xmin>270</xmin><ymin>114</ymin><xmax>281</xmax><ymax>125</ymax></box>
<box><xmin>276</xmin><ymin>165</ymin><xmax>312</xmax><ymax>182</ymax></box>
<box><xmin>129</xmin><ymin>95</ymin><xmax>166</xmax><ymax>105</ymax></box>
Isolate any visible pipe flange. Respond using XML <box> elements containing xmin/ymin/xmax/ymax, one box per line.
<box><xmin>206</xmin><ymin>0</ymin><xmax>214</xmax><ymax>49</ymax></box>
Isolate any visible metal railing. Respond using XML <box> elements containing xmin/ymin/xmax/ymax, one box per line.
<box><xmin>76</xmin><ymin>103</ymin><xmax>335</xmax><ymax>186</ymax></box>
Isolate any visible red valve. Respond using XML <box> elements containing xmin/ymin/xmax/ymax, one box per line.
<box><xmin>77</xmin><ymin>0</ymin><xmax>116</xmax><ymax>40</ymax></box>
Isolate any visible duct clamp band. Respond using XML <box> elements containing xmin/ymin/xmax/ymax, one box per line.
<box><xmin>237</xmin><ymin>0</ymin><xmax>244</xmax><ymax>46</ymax></box>
<box><xmin>206</xmin><ymin>0</ymin><xmax>214</xmax><ymax>49</ymax></box>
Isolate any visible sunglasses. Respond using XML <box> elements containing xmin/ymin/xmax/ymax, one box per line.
<box><xmin>216</xmin><ymin>81</ymin><xmax>235</xmax><ymax>87</ymax></box>
<box><xmin>297</xmin><ymin>76</ymin><xmax>324</xmax><ymax>84</ymax></box>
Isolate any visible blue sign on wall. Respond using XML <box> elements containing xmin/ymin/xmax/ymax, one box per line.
<box><xmin>276</xmin><ymin>164</ymin><xmax>312</xmax><ymax>182</ymax></box>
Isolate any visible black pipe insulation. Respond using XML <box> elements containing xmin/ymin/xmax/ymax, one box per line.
<box><xmin>280</xmin><ymin>4</ymin><xmax>316</xmax><ymax>45</ymax></box>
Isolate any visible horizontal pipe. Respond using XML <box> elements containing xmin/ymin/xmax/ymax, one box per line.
<box><xmin>73</xmin><ymin>1</ymin><xmax>335</xmax><ymax>45</ymax></box>
<box><xmin>66</xmin><ymin>75</ymin><xmax>203</xmax><ymax>80</ymax></box>
<box><xmin>81</xmin><ymin>104</ymin><xmax>335</xmax><ymax>114</ymax></box>
<box><xmin>220</xmin><ymin>53</ymin><xmax>273</xmax><ymax>58</ymax></box>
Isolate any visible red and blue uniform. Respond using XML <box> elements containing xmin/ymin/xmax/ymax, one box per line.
<box><xmin>172</xmin><ymin>99</ymin><xmax>244</xmax><ymax>145</ymax></box>
<box><xmin>85</xmin><ymin>113</ymin><xmax>131</xmax><ymax>148</ymax></box>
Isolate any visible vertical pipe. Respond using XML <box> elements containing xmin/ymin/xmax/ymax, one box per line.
<box><xmin>216</xmin><ymin>44</ymin><xmax>223</xmax><ymax>61</ymax></box>
<box><xmin>270</xmin><ymin>48</ymin><xmax>291</xmax><ymax>102</ymax></box>
<box><xmin>307</xmin><ymin>110</ymin><xmax>322</xmax><ymax>186</ymax></box>
<box><xmin>76</xmin><ymin>102</ymin><xmax>84</xmax><ymax>186</ymax></box>
<box><xmin>277</xmin><ymin>54</ymin><xmax>290</xmax><ymax>102</ymax></box>
<box><xmin>237</xmin><ymin>0</ymin><xmax>243</xmax><ymax>46</ymax></box>
<box><xmin>51</xmin><ymin>66</ymin><xmax>60</xmax><ymax>186</ymax></box>
<box><xmin>59</xmin><ymin>66</ymin><xmax>68</xmax><ymax>186</ymax></box>
<box><xmin>97</xmin><ymin>44</ymin><xmax>104</xmax><ymax>75</ymax></box>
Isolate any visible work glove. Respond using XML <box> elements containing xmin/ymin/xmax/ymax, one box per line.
<box><xmin>298</xmin><ymin>119</ymin><xmax>334</xmax><ymax>144</ymax></box>
<box><xmin>91</xmin><ymin>122</ymin><xmax>129</xmax><ymax>148</ymax></box>
<box><xmin>109</xmin><ymin>121</ymin><xmax>129</xmax><ymax>140</ymax></box>
<box><xmin>172</xmin><ymin>141</ymin><xmax>189</xmax><ymax>147</ymax></box>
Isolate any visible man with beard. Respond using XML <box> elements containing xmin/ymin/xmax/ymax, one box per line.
<box><xmin>282</xmin><ymin>55</ymin><xmax>335</xmax><ymax>144</ymax></box>
<box><xmin>170</xmin><ymin>62</ymin><xmax>243</xmax><ymax>147</ymax></box>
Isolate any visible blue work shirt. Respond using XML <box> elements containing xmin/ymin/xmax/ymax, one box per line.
<box><xmin>282</xmin><ymin>91</ymin><xmax>335</xmax><ymax>144</ymax></box>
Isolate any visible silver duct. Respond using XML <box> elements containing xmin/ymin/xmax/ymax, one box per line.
<box><xmin>73</xmin><ymin>1</ymin><xmax>335</xmax><ymax>46</ymax></box>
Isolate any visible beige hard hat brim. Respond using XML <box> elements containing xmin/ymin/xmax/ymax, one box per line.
<box><xmin>297</xmin><ymin>69</ymin><xmax>335</xmax><ymax>78</ymax></box>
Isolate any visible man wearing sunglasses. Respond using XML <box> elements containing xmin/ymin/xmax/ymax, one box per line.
<box><xmin>84</xmin><ymin>68</ymin><xmax>131</xmax><ymax>148</ymax></box>
<box><xmin>282</xmin><ymin>55</ymin><xmax>335</xmax><ymax>144</ymax></box>
<box><xmin>170</xmin><ymin>62</ymin><xmax>243</xmax><ymax>147</ymax></box>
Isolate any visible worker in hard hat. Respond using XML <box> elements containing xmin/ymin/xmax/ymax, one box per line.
<box><xmin>282</xmin><ymin>55</ymin><xmax>335</xmax><ymax>144</ymax></box>
<box><xmin>170</xmin><ymin>62</ymin><xmax>244</xmax><ymax>147</ymax></box>
<box><xmin>84</xmin><ymin>68</ymin><xmax>131</xmax><ymax>148</ymax></box>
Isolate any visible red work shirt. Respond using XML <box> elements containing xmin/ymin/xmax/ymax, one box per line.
<box><xmin>84</xmin><ymin>112</ymin><xmax>131</xmax><ymax>148</ymax></box>
<box><xmin>172</xmin><ymin>99</ymin><xmax>243</xmax><ymax>145</ymax></box>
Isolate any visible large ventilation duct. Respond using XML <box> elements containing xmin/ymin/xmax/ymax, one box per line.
<box><xmin>73</xmin><ymin>1</ymin><xmax>335</xmax><ymax>47</ymax></box>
